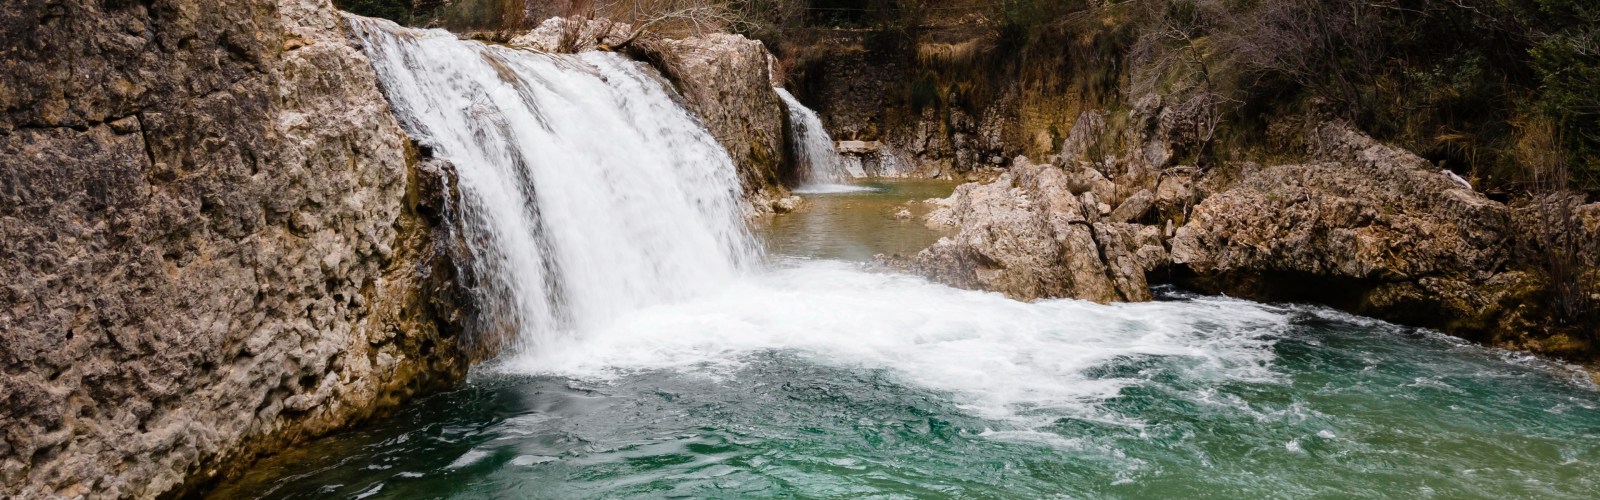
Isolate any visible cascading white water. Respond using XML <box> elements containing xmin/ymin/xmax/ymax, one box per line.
<box><xmin>349</xmin><ymin>17</ymin><xmax>757</xmax><ymax>354</ymax></box>
<box><xmin>775</xmin><ymin>88</ymin><xmax>860</xmax><ymax>191</ymax></box>
<box><xmin>347</xmin><ymin>14</ymin><xmax>1278</xmax><ymax>437</ymax></box>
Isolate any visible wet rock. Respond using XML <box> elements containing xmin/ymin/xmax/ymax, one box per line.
<box><xmin>771</xmin><ymin>196</ymin><xmax>804</xmax><ymax>214</ymax></box>
<box><xmin>1092</xmin><ymin>222</ymin><xmax>1168</xmax><ymax>302</ymax></box>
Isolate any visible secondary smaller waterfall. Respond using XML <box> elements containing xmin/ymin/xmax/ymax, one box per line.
<box><xmin>775</xmin><ymin>88</ymin><xmax>852</xmax><ymax>188</ymax></box>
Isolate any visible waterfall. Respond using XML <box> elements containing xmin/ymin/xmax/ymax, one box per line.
<box><xmin>775</xmin><ymin>88</ymin><xmax>854</xmax><ymax>189</ymax></box>
<box><xmin>348</xmin><ymin>17</ymin><xmax>757</xmax><ymax>355</ymax></box>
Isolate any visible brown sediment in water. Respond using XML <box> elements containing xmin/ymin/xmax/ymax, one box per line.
<box><xmin>761</xmin><ymin>179</ymin><xmax>958</xmax><ymax>262</ymax></box>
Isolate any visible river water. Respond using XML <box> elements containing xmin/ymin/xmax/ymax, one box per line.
<box><xmin>212</xmin><ymin>17</ymin><xmax>1600</xmax><ymax>499</ymax></box>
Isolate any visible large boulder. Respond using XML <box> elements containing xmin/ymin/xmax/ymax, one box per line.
<box><xmin>1170</xmin><ymin>123</ymin><xmax>1517</xmax><ymax>334</ymax></box>
<box><xmin>899</xmin><ymin>115</ymin><xmax>1591</xmax><ymax>356</ymax></box>
<box><xmin>891</xmin><ymin>157</ymin><xmax>1165</xmax><ymax>302</ymax></box>
<box><xmin>0</xmin><ymin>0</ymin><xmax>474</xmax><ymax>496</ymax></box>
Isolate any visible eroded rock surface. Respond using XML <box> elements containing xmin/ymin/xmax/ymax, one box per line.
<box><xmin>1173</xmin><ymin>123</ymin><xmax>1510</xmax><ymax>280</ymax></box>
<box><xmin>510</xmin><ymin>17</ymin><xmax>631</xmax><ymax>53</ymax></box>
<box><xmin>891</xmin><ymin>157</ymin><xmax>1164</xmax><ymax>303</ymax></box>
<box><xmin>0</xmin><ymin>0</ymin><xmax>473</xmax><ymax>497</ymax></box>
<box><xmin>1170</xmin><ymin>123</ymin><xmax>1517</xmax><ymax>334</ymax></box>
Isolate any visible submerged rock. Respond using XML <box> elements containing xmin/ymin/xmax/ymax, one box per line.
<box><xmin>772</xmin><ymin>195</ymin><xmax>805</xmax><ymax>214</ymax></box>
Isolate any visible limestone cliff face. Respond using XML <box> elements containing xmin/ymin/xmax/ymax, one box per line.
<box><xmin>779</xmin><ymin>26</ymin><xmax>1103</xmax><ymax>180</ymax></box>
<box><xmin>0</xmin><ymin>0</ymin><xmax>473</xmax><ymax>497</ymax></box>
<box><xmin>790</xmin><ymin>39</ymin><xmax>1019</xmax><ymax>178</ymax></box>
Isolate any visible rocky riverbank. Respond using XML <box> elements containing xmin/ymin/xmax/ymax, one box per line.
<box><xmin>885</xmin><ymin>115</ymin><xmax>1598</xmax><ymax>360</ymax></box>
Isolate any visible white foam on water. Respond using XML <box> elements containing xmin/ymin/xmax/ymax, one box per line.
<box><xmin>353</xmin><ymin>484</ymin><xmax>384</xmax><ymax>500</ymax></box>
<box><xmin>510</xmin><ymin>455</ymin><xmax>559</xmax><ymax>467</ymax></box>
<box><xmin>791</xmin><ymin>183</ymin><xmax>879</xmax><ymax>194</ymax></box>
<box><xmin>499</xmin><ymin>260</ymin><xmax>1289</xmax><ymax>429</ymax></box>
<box><xmin>446</xmin><ymin>449</ymin><xmax>491</xmax><ymax>470</ymax></box>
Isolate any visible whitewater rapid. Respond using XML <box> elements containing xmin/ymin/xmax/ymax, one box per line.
<box><xmin>501</xmin><ymin>259</ymin><xmax>1287</xmax><ymax>431</ymax></box>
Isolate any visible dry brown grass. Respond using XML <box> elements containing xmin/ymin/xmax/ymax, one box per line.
<box><xmin>1516</xmin><ymin>117</ymin><xmax>1599</xmax><ymax>335</ymax></box>
<box><xmin>915</xmin><ymin>39</ymin><xmax>994</xmax><ymax>69</ymax></box>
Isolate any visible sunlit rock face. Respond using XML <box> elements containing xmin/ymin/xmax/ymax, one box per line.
<box><xmin>0</xmin><ymin>0</ymin><xmax>473</xmax><ymax>496</ymax></box>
